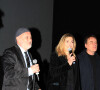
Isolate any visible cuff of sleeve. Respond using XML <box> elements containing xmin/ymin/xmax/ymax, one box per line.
<box><xmin>28</xmin><ymin>67</ymin><xmax>34</xmax><ymax>76</ymax></box>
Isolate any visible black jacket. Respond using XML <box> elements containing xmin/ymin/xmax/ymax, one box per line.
<box><xmin>77</xmin><ymin>49</ymin><xmax>100</xmax><ymax>90</ymax></box>
<box><xmin>47</xmin><ymin>52</ymin><xmax>81</xmax><ymax>90</ymax></box>
<box><xmin>2</xmin><ymin>45</ymin><xmax>39</xmax><ymax>90</ymax></box>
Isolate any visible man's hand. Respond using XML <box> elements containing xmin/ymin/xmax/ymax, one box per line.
<box><xmin>31</xmin><ymin>64</ymin><xmax>40</xmax><ymax>73</ymax></box>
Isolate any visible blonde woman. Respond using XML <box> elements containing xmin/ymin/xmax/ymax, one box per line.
<box><xmin>47</xmin><ymin>33</ymin><xmax>81</xmax><ymax>90</ymax></box>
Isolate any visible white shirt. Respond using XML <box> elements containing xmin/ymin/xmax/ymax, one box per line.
<box><xmin>18</xmin><ymin>45</ymin><xmax>34</xmax><ymax>75</ymax></box>
<box><xmin>17</xmin><ymin>45</ymin><xmax>34</xmax><ymax>90</ymax></box>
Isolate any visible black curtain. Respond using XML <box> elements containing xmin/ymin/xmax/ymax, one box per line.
<box><xmin>52</xmin><ymin>0</ymin><xmax>100</xmax><ymax>54</ymax></box>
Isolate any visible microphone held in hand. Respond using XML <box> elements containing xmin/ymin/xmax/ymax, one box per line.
<box><xmin>68</xmin><ymin>48</ymin><xmax>73</xmax><ymax>56</ymax></box>
<box><xmin>68</xmin><ymin>48</ymin><xmax>75</xmax><ymax>64</ymax></box>
<box><xmin>33</xmin><ymin>59</ymin><xmax>39</xmax><ymax>81</ymax></box>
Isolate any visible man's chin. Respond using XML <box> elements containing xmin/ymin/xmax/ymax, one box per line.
<box><xmin>28</xmin><ymin>45</ymin><xmax>32</xmax><ymax>49</ymax></box>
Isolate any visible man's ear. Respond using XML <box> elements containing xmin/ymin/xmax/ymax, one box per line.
<box><xmin>16</xmin><ymin>36</ymin><xmax>21</xmax><ymax>44</ymax></box>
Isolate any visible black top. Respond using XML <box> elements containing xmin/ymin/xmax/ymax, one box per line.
<box><xmin>67</xmin><ymin>66</ymin><xmax>74</xmax><ymax>85</ymax></box>
<box><xmin>47</xmin><ymin>52</ymin><xmax>80</xmax><ymax>90</ymax></box>
<box><xmin>88</xmin><ymin>54</ymin><xmax>97</xmax><ymax>90</ymax></box>
<box><xmin>78</xmin><ymin>49</ymin><xmax>100</xmax><ymax>90</ymax></box>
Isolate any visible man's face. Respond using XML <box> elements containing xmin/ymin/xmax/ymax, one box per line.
<box><xmin>85</xmin><ymin>37</ymin><xmax>97</xmax><ymax>55</ymax></box>
<box><xmin>17</xmin><ymin>32</ymin><xmax>32</xmax><ymax>51</ymax></box>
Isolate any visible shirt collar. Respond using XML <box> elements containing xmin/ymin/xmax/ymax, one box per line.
<box><xmin>17</xmin><ymin>44</ymin><xmax>27</xmax><ymax>54</ymax></box>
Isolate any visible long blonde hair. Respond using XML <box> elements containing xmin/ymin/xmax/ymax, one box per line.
<box><xmin>55</xmin><ymin>33</ymin><xmax>76</xmax><ymax>57</ymax></box>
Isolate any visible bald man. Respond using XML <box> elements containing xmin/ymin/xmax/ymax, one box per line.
<box><xmin>2</xmin><ymin>27</ymin><xmax>41</xmax><ymax>90</ymax></box>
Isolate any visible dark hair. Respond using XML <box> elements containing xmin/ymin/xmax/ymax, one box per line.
<box><xmin>84</xmin><ymin>34</ymin><xmax>97</xmax><ymax>44</ymax></box>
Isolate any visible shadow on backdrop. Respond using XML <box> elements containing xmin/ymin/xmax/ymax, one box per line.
<box><xmin>0</xmin><ymin>9</ymin><xmax>4</xmax><ymax>29</ymax></box>
<box><xmin>29</xmin><ymin>27</ymin><xmax>48</xmax><ymax>90</ymax></box>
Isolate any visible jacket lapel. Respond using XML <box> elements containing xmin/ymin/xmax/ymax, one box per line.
<box><xmin>14</xmin><ymin>45</ymin><xmax>26</xmax><ymax>67</ymax></box>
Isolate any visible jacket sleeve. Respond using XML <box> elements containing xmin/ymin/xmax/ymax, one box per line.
<box><xmin>2</xmin><ymin>49</ymin><xmax>28</xmax><ymax>79</ymax></box>
<box><xmin>49</xmin><ymin>53</ymin><xmax>72</xmax><ymax>78</ymax></box>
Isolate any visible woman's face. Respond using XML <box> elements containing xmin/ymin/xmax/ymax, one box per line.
<box><xmin>63</xmin><ymin>37</ymin><xmax>74</xmax><ymax>53</ymax></box>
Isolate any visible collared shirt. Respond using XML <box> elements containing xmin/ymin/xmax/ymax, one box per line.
<box><xmin>18</xmin><ymin>45</ymin><xmax>33</xmax><ymax>75</ymax></box>
<box><xmin>17</xmin><ymin>45</ymin><xmax>34</xmax><ymax>90</ymax></box>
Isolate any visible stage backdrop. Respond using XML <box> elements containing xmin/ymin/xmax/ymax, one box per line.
<box><xmin>0</xmin><ymin>0</ymin><xmax>53</xmax><ymax>62</ymax></box>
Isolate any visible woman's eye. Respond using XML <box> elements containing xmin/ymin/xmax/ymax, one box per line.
<box><xmin>72</xmin><ymin>41</ymin><xmax>74</xmax><ymax>43</ymax></box>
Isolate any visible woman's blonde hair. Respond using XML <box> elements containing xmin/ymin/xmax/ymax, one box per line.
<box><xmin>55</xmin><ymin>33</ymin><xmax>76</xmax><ymax>56</ymax></box>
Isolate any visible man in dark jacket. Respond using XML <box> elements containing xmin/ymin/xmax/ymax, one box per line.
<box><xmin>77</xmin><ymin>34</ymin><xmax>100</xmax><ymax>90</ymax></box>
<box><xmin>2</xmin><ymin>27</ymin><xmax>41</xmax><ymax>90</ymax></box>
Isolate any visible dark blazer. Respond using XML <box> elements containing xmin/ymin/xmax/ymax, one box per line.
<box><xmin>47</xmin><ymin>52</ymin><xmax>81</xmax><ymax>90</ymax></box>
<box><xmin>77</xmin><ymin>49</ymin><xmax>100</xmax><ymax>90</ymax></box>
<box><xmin>2</xmin><ymin>45</ymin><xmax>39</xmax><ymax>90</ymax></box>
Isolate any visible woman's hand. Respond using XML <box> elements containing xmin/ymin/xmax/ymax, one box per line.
<box><xmin>67</xmin><ymin>53</ymin><xmax>76</xmax><ymax>66</ymax></box>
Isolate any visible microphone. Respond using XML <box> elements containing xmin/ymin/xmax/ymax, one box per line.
<box><xmin>68</xmin><ymin>48</ymin><xmax>75</xmax><ymax>64</ymax></box>
<box><xmin>68</xmin><ymin>48</ymin><xmax>73</xmax><ymax>57</ymax></box>
<box><xmin>33</xmin><ymin>59</ymin><xmax>39</xmax><ymax>81</ymax></box>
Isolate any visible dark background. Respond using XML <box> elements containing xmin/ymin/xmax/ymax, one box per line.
<box><xmin>1</xmin><ymin>1</ymin><xmax>100</xmax><ymax>90</ymax></box>
<box><xmin>52</xmin><ymin>1</ymin><xmax>100</xmax><ymax>55</ymax></box>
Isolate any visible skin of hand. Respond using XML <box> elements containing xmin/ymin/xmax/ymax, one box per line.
<box><xmin>30</xmin><ymin>64</ymin><xmax>40</xmax><ymax>73</ymax></box>
<box><xmin>67</xmin><ymin>53</ymin><xmax>76</xmax><ymax>66</ymax></box>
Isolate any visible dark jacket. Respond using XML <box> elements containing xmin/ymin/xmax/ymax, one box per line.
<box><xmin>77</xmin><ymin>49</ymin><xmax>100</xmax><ymax>90</ymax></box>
<box><xmin>47</xmin><ymin>52</ymin><xmax>81</xmax><ymax>90</ymax></box>
<box><xmin>2</xmin><ymin>45</ymin><xmax>39</xmax><ymax>90</ymax></box>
